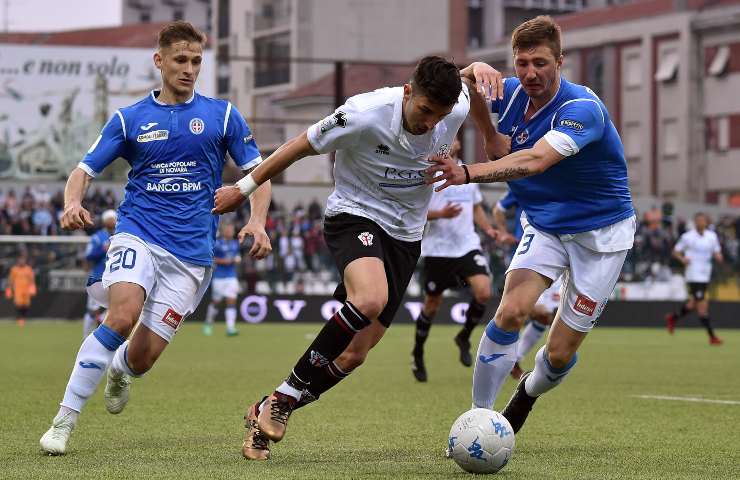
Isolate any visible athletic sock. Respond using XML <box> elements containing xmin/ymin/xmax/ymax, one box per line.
<box><xmin>225</xmin><ymin>307</ymin><xmax>237</xmax><ymax>331</ymax></box>
<box><xmin>516</xmin><ymin>320</ymin><xmax>547</xmax><ymax>362</ymax></box>
<box><xmin>293</xmin><ymin>361</ymin><xmax>353</xmax><ymax>410</ymax></box>
<box><xmin>524</xmin><ymin>346</ymin><xmax>578</xmax><ymax>397</ymax></box>
<box><xmin>205</xmin><ymin>303</ymin><xmax>218</xmax><ymax>326</ymax></box>
<box><xmin>699</xmin><ymin>316</ymin><xmax>715</xmax><ymax>337</ymax></box>
<box><xmin>59</xmin><ymin>324</ymin><xmax>126</xmax><ymax>413</ymax></box>
<box><xmin>459</xmin><ymin>300</ymin><xmax>486</xmax><ymax>340</ymax></box>
<box><xmin>280</xmin><ymin>302</ymin><xmax>370</xmax><ymax>401</ymax></box>
<box><xmin>413</xmin><ymin>311</ymin><xmax>433</xmax><ymax>355</ymax></box>
<box><xmin>472</xmin><ymin>321</ymin><xmax>519</xmax><ymax>409</ymax></box>
<box><xmin>110</xmin><ymin>340</ymin><xmax>145</xmax><ymax>378</ymax></box>
<box><xmin>675</xmin><ymin>304</ymin><xmax>690</xmax><ymax>320</ymax></box>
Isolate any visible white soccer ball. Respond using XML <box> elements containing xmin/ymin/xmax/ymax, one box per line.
<box><xmin>446</xmin><ymin>408</ymin><xmax>515</xmax><ymax>474</ymax></box>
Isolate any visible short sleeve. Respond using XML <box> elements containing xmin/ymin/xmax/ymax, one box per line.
<box><xmin>79</xmin><ymin>111</ymin><xmax>127</xmax><ymax>177</ymax></box>
<box><xmin>306</xmin><ymin>100</ymin><xmax>364</xmax><ymax>154</ymax></box>
<box><xmin>473</xmin><ymin>184</ymin><xmax>483</xmax><ymax>204</ymax></box>
<box><xmin>224</xmin><ymin>103</ymin><xmax>262</xmax><ymax>171</ymax></box>
<box><xmin>544</xmin><ymin>100</ymin><xmax>606</xmax><ymax>157</ymax></box>
<box><xmin>674</xmin><ymin>233</ymin><xmax>688</xmax><ymax>253</ymax></box>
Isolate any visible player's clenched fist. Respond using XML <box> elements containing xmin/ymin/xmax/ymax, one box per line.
<box><xmin>239</xmin><ymin>222</ymin><xmax>272</xmax><ymax>259</ymax></box>
<box><xmin>61</xmin><ymin>203</ymin><xmax>93</xmax><ymax>230</ymax></box>
<box><xmin>212</xmin><ymin>185</ymin><xmax>247</xmax><ymax>214</ymax></box>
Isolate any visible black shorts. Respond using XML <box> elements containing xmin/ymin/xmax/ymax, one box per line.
<box><xmin>422</xmin><ymin>249</ymin><xmax>490</xmax><ymax>296</ymax></box>
<box><xmin>687</xmin><ymin>282</ymin><xmax>709</xmax><ymax>301</ymax></box>
<box><xmin>323</xmin><ymin>213</ymin><xmax>421</xmax><ymax>328</ymax></box>
<box><xmin>15</xmin><ymin>305</ymin><xmax>29</xmax><ymax>317</ymax></box>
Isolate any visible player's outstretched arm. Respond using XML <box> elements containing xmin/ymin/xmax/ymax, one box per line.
<box><xmin>61</xmin><ymin>168</ymin><xmax>94</xmax><ymax>231</ymax></box>
<box><xmin>240</xmin><ymin>176</ymin><xmax>273</xmax><ymax>259</ymax></box>
<box><xmin>212</xmin><ymin>131</ymin><xmax>317</xmax><ymax>214</ymax></box>
<box><xmin>425</xmin><ymin>137</ymin><xmax>564</xmax><ymax>191</ymax></box>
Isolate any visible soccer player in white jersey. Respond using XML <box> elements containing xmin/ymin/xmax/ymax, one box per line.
<box><xmin>213</xmin><ymin>56</ymin><xmax>510</xmax><ymax>460</ymax></box>
<box><xmin>664</xmin><ymin>212</ymin><xmax>723</xmax><ymax>345</ymax></box>
<box><xmin>82</xmin><ymin>210</ymin><xmax>117</xmax><ymax>338</ymax></box>
<box><xmin>412</xmin><ymin>138</ymin><xmax>498</xmax><ymax>382</ymax></box>
<box><xmin>203</xmin><ymin>222</ymin><xmax>242</xmax><ymax>336</ymax></box>
<box><xmin>426</xmin><ymin>16</ymin><xmax>636</xmax><ymax>434</ymax></box>
<box><xmin>39</xmin><ymin>22</ymin><xmax>272</xmax><ymax>455</ymax></box>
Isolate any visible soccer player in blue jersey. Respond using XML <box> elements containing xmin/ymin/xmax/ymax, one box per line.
<box><xmin>427</xmin><ymin>15</ymin><xmax>636</xmax><ymax>434</ymax></box>
<box><xmin>203</xmin><ymin>222</ymin><xmax>242</xmax><ymax>336</ymax></box>
<box><xmin>39</xmin><ymin>21</ymin><xmax>272</xmax><ymax>455</ymax></box>
<box><xmin>82</xmin><ymin>209</ymin><xmax>117</xmax><ymax>338</ymax></box>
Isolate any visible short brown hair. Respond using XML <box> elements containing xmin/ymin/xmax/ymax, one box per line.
<box><xmin>158</xmin><ymin>21</ymin><xmax>206</xmax><ymax>49</ymax></box>
<box><xmin>511</xmin><ymin>15</ymin><xmax>562</xmax><ymax>59</ymax></box>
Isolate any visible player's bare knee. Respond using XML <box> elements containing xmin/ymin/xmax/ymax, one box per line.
<box><xmin>473</xmin><ymin>288</ymin><xmax>492</xmax><ymax>305</ymax></box>
<box><xmin>102</xmin><ymin>313</ymin><xmax>135</xmax><ymax>337</ymax></box>
<box><xmin>424</xmin><ymin>295</ymin><xmax>443</xmax><ymax>316</ymax></box>
<box><xmin>348</xmin><ymin>295</ymin><xmax>387</xmax><ymax>321</ymax></box>
<box><xmin>545</xmin><ymin>345</ymin><xmax>576</xmax><ymax>370</ymax></box>
<box><xmin>494</xmin><ymin>302</ymin><xmax>527</xmax><ymax>330</ymax></box>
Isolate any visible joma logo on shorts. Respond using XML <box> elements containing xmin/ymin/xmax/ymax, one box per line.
<box><xmin>574</xmin><ymin>295</ymin><xmax>596</xmax><ymax>316</ymax></box>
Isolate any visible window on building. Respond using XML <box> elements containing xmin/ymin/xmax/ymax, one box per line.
<box><xmin>217</xmin><ymin>44</ymin><xmax>230</xmax><ymax>95</ymax></box>
<box><xmin>218</xmin><ymin>0</ymin><xmax>229</xmax><ymax>38</ymax></box>
<box><xmin>717</xmin><ymin>116</ymin><xmax>729</xmax><ymax>151</ymax></box>
<box><xmin>173</xmin><ymin>8</ymin><xmax>184</xmax><ymax>21</ymax></box>
<box><xmin>255</xmin><ymin>0</ymin><xmax>291</xmax><ymax>31</ymax></box>
<box><xmin>624</xmin><ymin>53</ymin><xmax>641</xmax><ymax>89</ymax></box>
<box><xmin>140</xmin><ymin>11</ymin><xmax>151</xmax><ymax>23</ymax></box>
<box><xmin>662</xmin><ymin>118</ymin><xmax>679</xmax><ymax>158</ymax></box>
<box><xmin>655</xmin><ymin>48</ymin><xmax>679</xmax><ymax>82</ymax></box>
<box><xmin>468</xmin><ymin>0</ymin><xmax>484</xmax><ymax>49</ymax></box>
<box><xmin>624</xmin><ymin>122</ymin><xmax>642</xmax><ymax>161</ymax></box>
<box><xmin>708</xmin><ymin>45</ymin><xmax>730</xmax><ymax>77</ymax></box>
<box><xmin>254</xmin><ymin>32</ymin><xmax>290</xmax><ymax>87</ymax></box>
<box><xmin>584</xmin><ymin>49</ymin><xmax>604</xmax><ymax>98</ymax></box>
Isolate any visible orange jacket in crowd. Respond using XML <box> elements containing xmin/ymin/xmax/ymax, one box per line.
<box><xmin>6</xmin><ymin>265</ymin><xmax>36</xmax><ymax>307</ymax></box>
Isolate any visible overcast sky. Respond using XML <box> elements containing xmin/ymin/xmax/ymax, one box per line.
<box><xmin>0</xmin><ymin>0</ymin><xmax>122</xmax><ymax>32</ymax></box>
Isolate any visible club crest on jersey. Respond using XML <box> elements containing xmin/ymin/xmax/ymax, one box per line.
<box><xmin>320</xmin><ymin>111</ymin><xmax>347</xmax><ymax>134</ymax></box>
<box><xmin>574</xmin><ymin>295</ymin><xmax>596</xmax><ymax>316</ymax></box>
<box><xmin>358</xmin><ymin>232</ymin><xmax>374</xmax><ymax>246</ymax></box>
<box><xmin>161</xmin><ymin>308</ymin><xmax>183</xmax><ymax>328</ymax></box>
<box><xmin>436</xmin><ymin>143</ymin><xmax>451</xmax><ymax>158</ymax></box>
<box><xmin>189</xmin><ymin>117</ymin><xmax>205</xmax><ymax>135</ymax></box>
<box><xmin>515</xmin><ymin>129</ymin><xmax>529</xmax><ymax>145</ymax></box>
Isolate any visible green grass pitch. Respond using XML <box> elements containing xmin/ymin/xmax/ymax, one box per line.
<box><xmin>1</xmin><ymin>321</ymin><xmax>739</xmax><ymax>479</ymax></box>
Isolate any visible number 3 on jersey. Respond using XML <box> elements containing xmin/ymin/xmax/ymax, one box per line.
<box><xmin>109</xmin><ymin>248</ymin><xmax>137</xmax><ymax>272</ymax></box>
<box><xmin>517</xmin><ymin>233</ymin><xmax>534</xmax><ymax>255</ymax></box>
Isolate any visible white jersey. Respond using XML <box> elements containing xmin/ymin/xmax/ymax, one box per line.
<box><xmin>421</xmin><ymin>182</ymin><xmax>483</xmax><ymax>258</ymax></box>
<box><xmin>675</xmin><ymin>228</ymin><xmax>721</xmax><ymax>283</ymax></box>
<box><xmin>307</xmin><ymin>85</ymin><xmax>470</xmax><ymax>242</ymax></box>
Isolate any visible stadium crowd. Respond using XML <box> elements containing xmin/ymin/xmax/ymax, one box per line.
<box><xmin>1</xmin><ymin>184</ymin><xmax>739</xmax><ymax>294</ymax></box>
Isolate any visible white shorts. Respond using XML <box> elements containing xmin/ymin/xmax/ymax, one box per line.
<box><xmin>536</xmin><ymin>276</ymin><xmax>562</xmax><ymax>313</ymax></box>
<box><xmin>101</xmin><ymin>233</ymin><xmax>212</xmax><ymax>343</ymax></box>
<box><xmin>211</xmin><ymin>277</ymin><xmax>240</xmax><ymax>301</ymax></box>
<box><xmin>507</xmin><ymin>224</ymin><xmax>628</xmax><ymax>333</ymax></box>
<box><xmin>86</xmin><ymin>282</ymin><xmax>107</xmax><ymax>311</ymax></box>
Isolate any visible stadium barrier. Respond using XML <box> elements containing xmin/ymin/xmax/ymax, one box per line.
<box><xmin>1</xmin><ymin>292</ymin><xmax>737</xmax><ymax>328</ymax></box>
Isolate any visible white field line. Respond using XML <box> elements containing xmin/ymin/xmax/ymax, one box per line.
<box><xmin>632</xmin><ymin>394</ymin><xmax>740</xmax><ymax>405</ymax></box>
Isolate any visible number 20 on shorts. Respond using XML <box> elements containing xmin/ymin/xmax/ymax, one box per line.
<box><xmin>109</xmin><ymin>248</ymin><xmax>137</xmax><ymax>272</ymax></box>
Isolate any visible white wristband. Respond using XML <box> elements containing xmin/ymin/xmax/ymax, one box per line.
<box><xmin>236</xmin><ymin>173</ymin><xmax>258</xmax><ymax>197</ymax></box>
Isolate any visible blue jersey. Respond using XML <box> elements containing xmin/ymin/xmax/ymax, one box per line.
<box><xmin>85</xmin><ymin>228</ymin><xmax>111</xmax><ymax>286</ymax></box>
<box><xmin>496</xmin><ymin>190</ymin><xmax>524</xmax><ymax>241</ymax></box>
<box><xmin>492</xmin><ymin>77</ymin><xmax>634</xmax><ymax>234</ymax></box>
<box><xmin>79</xmin><ymin>91</ymin><xmax>262</xmax><ymax>266</ymax></box>
<box><xmin>213</xmin><ymin>238</ymin><xmax>240</xmax><ymax>279</ymax></box>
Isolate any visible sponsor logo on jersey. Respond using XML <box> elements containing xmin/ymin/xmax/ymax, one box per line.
<box><xmin>375</xmin><ymin>144</ymin><xmax>390</xmax><ymax>155</ymax></box>
<box><xmin>379</xmin><ymin>167</ymin><xmax>426</xmax><ymax>188</ymax></box>
<box><xmin>515</xmin><ymin>129</ymin><xmax>529</xmax><ymax>145</ymax></box>
<box><xmin>161</xmin><ymin>308</ymin><xmax>183</xmax><ymax>328</ymax></box>
<box><xmin>244</xmin><ymin>134</ymin><xmax>253</xmax><ymax>143</ymax></box>
<box><xmin>140</xmin><ymin>122</ymin><xmax>158</xmax><ymax>131</ymax></box>
<box><xmin>309</xmin><ymin>350</ymin><xmax>329</xmax><ymax>367</ymax></box>
<box><xmin>560</xmin><ymin>119</ymin><xmax>584</xmax><ymax>130</ymax></box>
<box><xmin>137</xmin><ymin>130</ymin><xmax>169</xmax><ymax>143</ymax></box>
<box><xmin>189</xmin><ymin>117</ymin><xmax>205</xmax><ymax>135</ymax></box>
<box><xmin>146</xmin><ymin>177</ymin><xmax>202</xmax><ymax>193</ymax></box>
<box><xmin>150</xmin><ymin>160</ymin><xmax>196</xmax><ymax>174</ymax></box>
<box><xmin>574</xmin><ymin>294</ymin><xmax>596</xmax><ymax>316</ymax></box>
<box><xmin>319</xmin><ymin>111</ymin><xmax>347</xmax><ymax>134</ymax></box>
<box><xmin>358</xmin><ymin>231</ymin><xmax>374</xmax><ymax>246</ymax></box>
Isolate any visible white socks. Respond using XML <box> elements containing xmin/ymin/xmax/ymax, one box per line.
<box><xmin>205</xmin><ymin>304</ymin><xmax>218</xmax><ymax>326</ymax></box>
<box><xmin>472</xmin><ymin>321</ymin><xmax>519</xmax><ymax>409</ymax></box>
<box><xmin>82</xmin><ymin>312</ymin><xmax>98</xmax><ymax>338</ymax></box>
<box><xmin>516</xmin><ymin>320</ymin><xmax>548</xmax><ymax>362</ymax></box>
<box><xmin>110</xmin><ymin>340</ymin><xmax>144</xmax><ymax>378</ymax></box>
<box><xmin>60</xmin><ymin>325</ymin><xmax>126</xmax><ymax>413</ymax></box>
<box><xmin>525</xmin><ymin>346</ymin><xmax>578</xmax><ymax>397</ymax></box>
<box><xmin>225</xmin><ymin>307</ymin><xmax>237</xmax><ymax>331</ymax></box>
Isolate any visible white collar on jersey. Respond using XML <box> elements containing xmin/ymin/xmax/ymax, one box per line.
<box><xmin>150</xmin><ymin>90</ymin><xmax>196</xmax><ymax>106</ymax></box>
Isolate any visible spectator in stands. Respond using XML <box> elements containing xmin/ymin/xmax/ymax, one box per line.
<box><xmin>5</xmin><ymin>253</ymin><xmax>36</xmax><ymax>326</ymax></box>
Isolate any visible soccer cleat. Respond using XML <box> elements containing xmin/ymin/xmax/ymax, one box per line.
<box><xmin>202</xmin><ymin>324</ymin><xmax>213</xmax><ymax>336</ymax></box>
<box><xmin>709</xmin><ymin>336</ymin><xmax>723</xmax><ymax>346</ymax></box>
<box><xmin>510</xmin><ymin>361</ymin><xmax>524</xmax><ymax>380</ymax></box>
<box><xmin>39</xmin><ymin>412</ymin><xmax>76</xmax><ymax>455</ymax></box>
<box><xmin>226</xmin><ymin>329</ymin><xmax>240</xmax><ymax>337</ymax></box>
<box><xmin>242</xmin><ymin>400</ymin><xmax>270</xmax><ymax>460</ymax></box>
<box><xmin>104</xmin><ymin>369</ymin><xmax>131</xmax><ymax>414</ymax></box>
<box><xmin>454</xmin><ymin>332</ymin><xmax>472</xmax><ymax>367</ymax></box>
<box><xmin>411</xmin><ymin>351</ymin><xmax>427</xmax><ymax>382</ymax></box>
<box><xmin>257</xmin><ymin>392</ymin><xmax>297</xmax><ymax>442</ymax></box>
<box><xmin>501</xmin><ymin>371</ymin><xmax>537</xmax><ymax>434</ymax></box>
<box><xmin>665</xmin><ymin>313</ymin><xmax>676</xmax><ymax>335</ymax></box>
